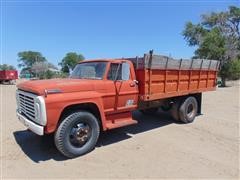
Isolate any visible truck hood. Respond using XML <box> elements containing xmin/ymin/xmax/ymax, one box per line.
<box><xmin>17</xmin><ymin>78</ymin><xmax>101</xmax><ymax>95</ymax></box>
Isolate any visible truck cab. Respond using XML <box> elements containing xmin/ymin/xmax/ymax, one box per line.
<box><xmin>16</xmin><ymin>59</ymin><xmax>139</xmax><ymax>158</ymax></box>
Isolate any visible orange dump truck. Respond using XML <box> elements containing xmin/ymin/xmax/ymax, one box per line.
<box><xmin>16</xmin><ymin>51</ymin><xmax>219</xmax><ymax>158</ymax></box>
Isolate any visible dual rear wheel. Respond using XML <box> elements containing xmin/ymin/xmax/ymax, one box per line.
<box><xmin>170</xmin><ymin>96</ymin><xmax>198</xmax><ymax>123</ymax></box>
<box><xmin>140</xmin><ymin>96</ymin><xmax>199</xmax><ymax>124</ymax></box>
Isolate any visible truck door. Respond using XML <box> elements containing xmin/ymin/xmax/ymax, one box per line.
<box><xmin>107</xmin><ymin>62</ymin><xmax>139</xmax><ymax>112</ymax></box>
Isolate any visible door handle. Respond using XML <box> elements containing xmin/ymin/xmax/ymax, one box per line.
<box><xmin>130</xmin><ymin>83</ymin><xmax>135</xmax><ymax>87</ymax></box>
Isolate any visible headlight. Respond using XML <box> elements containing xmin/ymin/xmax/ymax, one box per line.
<box><xmin>35</xmin><ymin>96</ymin><xmax>47</xmax><ymax>126</ymax></box>
<box><xmin>35</xmin><ymin>102</ymin><xmax>40</xmax><ymax>121</ymax></box>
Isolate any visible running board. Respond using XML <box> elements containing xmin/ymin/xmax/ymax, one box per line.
<box><xmin>106</xmin><ymin>119</ymin><xmax>138</xmax><ymax>130</ymax></box>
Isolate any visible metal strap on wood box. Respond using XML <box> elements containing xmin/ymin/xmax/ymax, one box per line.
<box><xmin>127</xmin><ymin>53</ymin><xmax>219</xmax><ymax>71</ymax></box>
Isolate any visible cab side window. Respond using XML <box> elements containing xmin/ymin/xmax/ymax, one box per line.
<box><xmin>107</xmin><ymin>62</ymin><xmax>130</xmax><ymax>81</ymax></box>
<box><xmin>122</xmin><ymin>62</ymin><xmax>130</xmax><ymax>80</ymax></box>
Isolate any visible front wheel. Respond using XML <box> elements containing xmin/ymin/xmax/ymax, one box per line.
<box><xmin>54</xmin><ymin>111</ymin><xmax>100</xmax><ymax>158</ymax></box>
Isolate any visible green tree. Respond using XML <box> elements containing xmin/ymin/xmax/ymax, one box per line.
<box><xmin>31</xmin><ymin>61</ymin><xmax>59</xmax><ymax>79</ymax></box>
<box><xmin>18</xmin><ymin>51</ymin><xmax>47</xmax><ymax>72</ymax></box>
<box><xmin>31</xmin><ymin>61</ymin><xmax>48</xmax><ymax>77</ymax></box>
<box><xmin>0</xmin><ymin>64</ymin><xmax>16</xmax><ymax>70</ymax></box>
<box><xmin>59</xmin><ymin>52</ymin><xmax>84</xmax><ymax>73</ymax></box>
<box><xmin>183</xmin><ymin>6</ymin><xmax>240</xmax><ymax>86</ymax></box>
<box><xmin>220</xmin><ymin>58</ymin><xmax>240</xmax><ymax>80</ymax></box>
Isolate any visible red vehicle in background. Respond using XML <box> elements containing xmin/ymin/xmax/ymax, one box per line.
<box><xmin>0</xmin><ymin>70</ymin><xmax>18</xmax><ymax>84</ymax></box>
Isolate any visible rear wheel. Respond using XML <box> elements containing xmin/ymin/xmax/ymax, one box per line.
<box><xmin>179</xmin><ymin>96</ymin><xmax>198</xmax><ymax>123</ymax></box>
<box><xmin>54</xmin><ymin>111</ymin><xmax>100</xmax><ymax>158</ymax></box>
<box><xmin>170</xmin><ymin>100</ymin><xmax>180</xmax><ymax>121</ymax></box>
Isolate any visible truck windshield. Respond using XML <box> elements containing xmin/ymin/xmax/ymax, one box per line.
<box><xmin>70</xmin><ymin>62</ymin><xmax>107</xmax><ymax>80</ymax></box>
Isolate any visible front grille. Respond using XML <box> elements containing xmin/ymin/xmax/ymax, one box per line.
<box><xmin>17</xmin><ymin>91</ymin><xmax>36</xmax><ymax>122</ymax></box>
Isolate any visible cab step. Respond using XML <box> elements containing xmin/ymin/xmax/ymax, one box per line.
<box><xmin>106</xmin><ymin>118</ymin><xmax>138</xmax><ymax>130</ymax></box>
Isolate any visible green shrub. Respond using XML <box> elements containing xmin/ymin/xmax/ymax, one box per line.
<box><xmin>219</xmin><ymin>58</ymin><xmax>240</xmax><ymax>81</ymax></box>
<box><xmin>38</xmin><ymin>71</ymin><xmax>69</xmax><ymax>79</ymax></box>
<box><xmin>228</xmin><ymin>59</ymin><xmax>240</xmax><ymax>80</ymax></box>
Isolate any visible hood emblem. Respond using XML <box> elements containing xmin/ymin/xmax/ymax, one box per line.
<box><xmin>44</xmin><ymin>89</ymin><xmax>62</xmax><ymax>97</ymax></box>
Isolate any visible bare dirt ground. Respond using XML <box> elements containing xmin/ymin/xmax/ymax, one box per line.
<box><xmin>0</xmin><ymin>81</ymin><xmax>239</xmax><ymax>179</ymax></box>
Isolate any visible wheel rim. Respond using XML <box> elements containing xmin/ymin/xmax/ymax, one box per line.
<box><xmin>69</xmin><ymin>122</ymin><xmax>91</xmax><ymax>147</ymax></box>
<box><xmin>187</xmin><ymin>103</ymin><xmax>194</xmax><ymax>117</ymax></box>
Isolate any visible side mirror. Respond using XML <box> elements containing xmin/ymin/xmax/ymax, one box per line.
<box><xmin>133</xmin><ymin>80</ymin><xmax>138</xmax><ymax>84</ymax></box>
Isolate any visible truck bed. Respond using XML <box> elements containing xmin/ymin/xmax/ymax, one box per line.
<box><xmin>128</xmin><ymin>53</ymin><xmax>219</xmax><ymax>101</ymax></box>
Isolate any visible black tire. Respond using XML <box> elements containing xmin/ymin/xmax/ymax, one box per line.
<box><xmin>170</xmin><ymin>100</ymin><xmax>181</xmax><ymax>121</ymax></box>
<box><xmin>140</xmin><ymin>107</ymin><xmax>158</xmax><ymax>115</ymax></box>
<box><xmin>54</xmin><ymin>111</ymin><xmax>100</xmax><ymax>158</ymax></box>
<box><xmin>179</xmin><ymin>96</ymin><xmax>198</xmax><ymax>123</ymax></box>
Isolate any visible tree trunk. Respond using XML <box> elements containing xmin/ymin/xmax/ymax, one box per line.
<box><xmin>221</xmin><ymin>76</ymin><xmax>226</xmax><ymax>87</ymax></box>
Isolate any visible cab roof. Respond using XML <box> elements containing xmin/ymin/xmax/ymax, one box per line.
<box><xmin>78</xmin><ymin>58</ymin><xmax>130</xmax><ymax>64</ymax></box>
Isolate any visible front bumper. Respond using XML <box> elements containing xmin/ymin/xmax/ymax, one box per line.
<box><xmin>17</xmin><ymin>111</ymin><xmax>44</xmax><ymax>135</ymax></box>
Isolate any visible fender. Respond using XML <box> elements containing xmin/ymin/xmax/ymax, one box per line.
<box><xmin>44</xmin><ymin>91</ymin><xmax>107</xmax><ymax>133</ymax></box>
